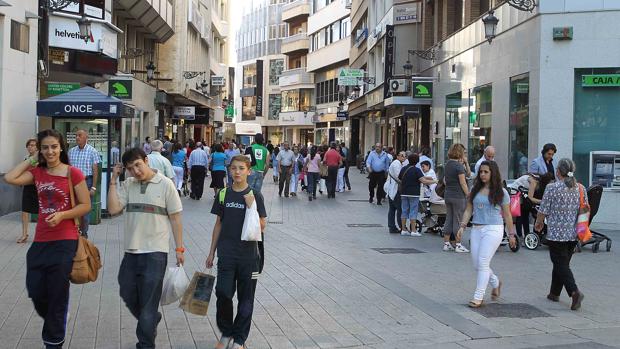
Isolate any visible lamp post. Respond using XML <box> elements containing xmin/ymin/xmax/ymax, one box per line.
<box><xmin>76</xmin><ymin>14</ymin><xmax>92</xmax><ymax>42</ymax></box>
<box><xmin>146</xmin><ymin>61</ymin><xmax>156</xmax><ymax>81</ymax></box>
<box><xmin>482</xmin><ymin>10</ymin><xmax>499</xmax><ymax>43</ymax></box>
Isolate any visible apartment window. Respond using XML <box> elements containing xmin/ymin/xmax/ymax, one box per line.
<box><xmin>279</xmin><ymin>24</ymin><xmax>287</xmax><ymax>38</ymax></box>
<box><xmin>341</xmin><ymin>17</ymin><xmax>351</xmax><ymax>37</ymax></box>
<box><xmin>330</xmin><ymin>22</ymin><xmax>340</xmax><ymax>42</ymax></box>
<box><xmin>270</xmin><ymin>0</ymin><xmax>277</xmax><ymax>5</ymax></box>
<box><xmin>269</xmin><ymin>59</ymin><xmax>284</xmax><ymax>85</ymax></box>
<box><xmin>269</xmin><ymin>25</ymin><xmax>277</xmax><ymax>39</ymax></box>
<box><xmin>10</xmin><ymin>20</ymin><xmax>29</xmax><ymax>53</ymax></box>
<box><xmin>282</xmin><ymin>90</ymin><xmax>300</xmax><ymax>112</ymax></box>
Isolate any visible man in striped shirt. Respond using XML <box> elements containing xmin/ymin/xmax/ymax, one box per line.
<box><xmin>188</xmin><ymin>142</ymin><xmax>209</xmax><ymax>200</ymax></box>
<box><xmin>68</xmin><ymin>129</ymin><xmax>100</xmax><ymax>238</ymax></box>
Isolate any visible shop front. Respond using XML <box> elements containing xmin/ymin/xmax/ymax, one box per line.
<box><xmin>36</xmin><ymin>87</ymin><xmax>135</xmax><ymax>218</ymax></box>
<box><xmin>312</xmin><ymin>112</ymin><xmax>350</xmax><ymax>146</ymax></box>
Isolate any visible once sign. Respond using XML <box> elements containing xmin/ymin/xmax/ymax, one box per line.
<box><xmin>64</xmin><ymin>104</ymin><xmax>93</xmax><ymax>113</ymax></box>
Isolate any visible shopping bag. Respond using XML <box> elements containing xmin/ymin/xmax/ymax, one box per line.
<box><xmin>510</xmin><ymin>192</ymin><xmax>522</xmax><ymax>217</ymax></box>
<box><xmin>179</xmin><ymin>271</ymin><xmax>216</xmax><ymax>316</ymax></box>
<box><xmin>241</xmin><ymin>194</ymin><xmax>262</xmax><ymax>242</ymax></box>
<box><xmin>576</xmin><ymin>184</ymin><xmax>592</xmax><ymax>243</ymax></box>
<box><xmin>161</xmin><ymin>265</ymin><xmax>190</xmax><ymax>305</ymax></box>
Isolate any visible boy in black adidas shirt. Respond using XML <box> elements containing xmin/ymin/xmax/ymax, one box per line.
<box><xmin>207</xmin><ymin>155</ymin><xmax>267</xmax><ymax>349</ymax></box>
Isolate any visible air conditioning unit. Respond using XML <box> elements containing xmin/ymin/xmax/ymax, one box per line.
<box><xmin>389</xmin><ymin>79</ymin><xmax>408</xmax><ymax>93</ymax></box>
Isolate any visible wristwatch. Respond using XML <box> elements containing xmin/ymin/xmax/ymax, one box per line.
<box><xmin>175</xmin><ymin>247</ymin><xmax>186</xmax><ymax>253</ymax></box>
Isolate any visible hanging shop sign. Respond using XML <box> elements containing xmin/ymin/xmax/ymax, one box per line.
<box><xmin>173</xmin><ymin>106</ymin><xmax>196</xmax><ymax>120</ymax></box>
<box><xmin>255</xmin><ymin>60</ymin><xmax>264</xmax><ymax>116</ymax></box>
<box><xmin>211</xmin><ymin>76</ymin><xmax>225</xmax><ymax>86</ymax></box>
<box><xmin>383</xmin><ymin>25</ymin><xmax>395</xmax><ymax>99</ymax></box>
<box><xmin>393</xmin><ymin>2</ymin><xmax>421</xmax><ymax>24</ymax></box>
<box><xmin>47</xmin><ymin>82</ymin><xmax>80</xmax><ymax>96</ymax></box>
<box><xmin>336</xmin><ymin>111</ymin><xmax>349</xmax><ymax>121</ymax></box>
<box><xmin>412</xmin><ymin>82</ymin><xmax>433</xmax><ymax>98</ymax></box>
<box><xmin>108</xmin><ymin>79</ymin><xmax>132</xmax><ymax>99</ymax></box>
<box><xmin>48</xmin><ymin>14</ymin><xmax>118</xmax><ymax>59</ymax></box>
<box><xmin>581</xmin><ymin>74</ymin><xmax>620</xmax><ymax>87</ymax></box>
<box><xmin>338</xmin><ymin>69</ymin><xmax>364</xmax><ymax>86</ymax></box>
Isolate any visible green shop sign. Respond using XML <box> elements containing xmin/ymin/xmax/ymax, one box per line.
<box><xmin>582</xmin><ymin>74</ymin><xmax>620</xmax><ymax>87</ymax></box>
<box><xmin>47</xmin><ymin>83</ymin><xmax>80</xmax><ymax>96</ymax></box>
<box><xmin>413</xmin><ymin>82</ymin><xmax>433</xmax><ymax>98</ymax></box>
<box><xmin>109</xmin><ymin>80</ymin><xmax>133</xmax><ymax>99</ymax></box>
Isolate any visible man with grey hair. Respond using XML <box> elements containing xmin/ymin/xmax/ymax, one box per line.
<box><xmin>147</xmin><ymin>140</ymin><xmax>175</xmax><ymax>180</ymax></box>
<box><xmin>276</xmin><ymin>142</ymin><xmax>296</xmax><ymax>197</ymax></box>
<box><xmin>366</xmin><ymin>143</ymin><xmax>390</xmax><ymax>205</ymax></box>
<box><xmin>68</xmin><ymin>129</ymin><xmax>100</xmax><ymax>238</ymax></box>
<box><xmin>474</xmin><ymin>146</ymin><xmax>496</xmax><ymax>176</ymax></box>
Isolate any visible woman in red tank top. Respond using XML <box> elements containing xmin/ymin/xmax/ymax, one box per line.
<box><xmin>5</xmin><ymin>129</ymin><xmax>91</xmax><ymax>348</ymax></box>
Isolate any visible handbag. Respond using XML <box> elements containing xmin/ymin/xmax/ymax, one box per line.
<box><xmin>510</xmin><ymin>192</ymin><xmax>522</xmax><ymax>217</ymax></box>
<box><xmin>319</xmin><ymin>162</ymin><xmax>328</xmax><ymax>177</ymax></box>
<box><xmin>67</xmin><ymin>167</ymin><xmax>102</xmax><ymax>284</ymax></box>
<box><xmin>576</xmin><ymin>184</ymin><xmax>593</xmax><ymax>243</ymax></box>
<box><xmin>435</xmin><ymin>178</ymin><xmax>446</xmax><ymax>198</ymax></box>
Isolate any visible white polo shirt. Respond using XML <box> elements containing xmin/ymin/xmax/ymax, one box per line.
<box><xmin>118</xmin><ymin>171</ymin><xmax>182</xmax><ymax>253</ymax></box>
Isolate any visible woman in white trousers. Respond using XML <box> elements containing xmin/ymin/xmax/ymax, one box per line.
<box><xmin>457</xmin><ymin>160</ymin><xmax>516</xmax><ymax>308</ymax></box>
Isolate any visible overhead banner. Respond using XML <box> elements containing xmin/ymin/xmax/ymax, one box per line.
<box><xmin>383</xmin><ymin>25</ymin><xmax>395</xmax><ymax>99</ymax></box>
<box><xmin>255</xmin><ymin>60</ymin><xmax>264</xmax><ymax>117</ymax></box>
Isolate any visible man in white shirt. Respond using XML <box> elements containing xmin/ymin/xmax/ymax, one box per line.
<box><xmin>276</xmin><ymin>142</ymin><xmax>296</xmax><ymax>197</ymax></box>
<box><xmin>147</xmin><ymin>140</ymin><xmax>175</xmax><ymax>180</ymax></box>
<box><xmin>385</xmin><ymin>151</ymin><xmax>406</xmax><ymax>234</ymax></box>
<box><xmin>474</xmin><ymin>146</ymin><xmax>496</xmax><ymax>176</ymax></box>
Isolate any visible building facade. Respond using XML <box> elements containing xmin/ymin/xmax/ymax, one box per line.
<box><xmin>0</xmin><ymin>0</ymin><xmax>39</xmax><ymax>215</ymax></box>
<box><xmin>414</xmin><ymin>0</ymin><xmax>620</xmax><ymax>226</ymax></box>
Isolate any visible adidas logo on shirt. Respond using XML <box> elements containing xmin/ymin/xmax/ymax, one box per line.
<box><xmin>225</xmin><ymin>202</ymin><xmax>245</xmax><ymax>209</ymax></box>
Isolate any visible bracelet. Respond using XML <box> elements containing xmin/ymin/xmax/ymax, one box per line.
<box><xmin>175</xmin><ymin>247</ymin><xmax>185</xmax><ymax>253</ymax></box>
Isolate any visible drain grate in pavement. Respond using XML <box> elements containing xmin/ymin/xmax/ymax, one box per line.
<box><xmin>348</xmin><ymin>199</ymin><xmax>371</xmax><ymax>202</ymax></box>
<box><xmin>470</xmin><ymin>303</ymin><xmax>551</xmax><ymax>319</ymax></box>
<box><xmin>268</xmin><ymin>221</ymin><xmax>283</xmax><ymax>224</ymax></box>
<box><xmin>372</xmin><ymin>248</ymin><xmax>425</xmax><ymax>254</ymax></box>
<box><xmin>347</xmin><ymin>223</ymin><xmax>383</xmax><ymax>228</ymax></box>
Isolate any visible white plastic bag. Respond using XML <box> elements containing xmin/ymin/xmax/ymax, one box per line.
<box><xmin>161</xmin><ymin>265</ymin><xmax>190</xmax><ymax>305</ymax></box>
<box><xmin>241</xmin><ymin>195</ymin><xmax>262</xmax><ymax>242</ymax></box>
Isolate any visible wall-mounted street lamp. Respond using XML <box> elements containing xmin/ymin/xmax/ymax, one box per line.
<box><xmin>76</xmin><ymin>14</ymin><xmax>92</xmax><ymax>42</ymax></box>
<box><xmin>482</xmin><ymin>10</ymin><xmax>499</xmax><ymax>43</ymax></box>
<box><xmin>407</xmin><ymin>49</ymin><xmax>436</xmax><ymax>62</ymax></box>
<box><xmin>146</xmin><ymin>61</ymin><xmax>156</xmax><ymax>81</ymax></box>
<box><xmin>197</xmin><ymin>79</ymin><xmax>209</xmax><ymax>94</ymax></box>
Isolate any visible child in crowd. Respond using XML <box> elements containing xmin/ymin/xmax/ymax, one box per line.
<box><xmin>206</xmin><ymin>155</ymin><xmax>267</xmax><ymax>349</ymax></box>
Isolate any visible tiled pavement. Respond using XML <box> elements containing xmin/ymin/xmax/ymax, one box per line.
<box><xmin>0</xmin><ymin>170</ymin><xmax>619</xmax><ymax>348</ymax></box>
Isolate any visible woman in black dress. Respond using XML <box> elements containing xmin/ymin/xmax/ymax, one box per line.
<box><xmin>18</xmin><ymin>138</ymin><xmax>39</xmax><ymax>243</ymax></box>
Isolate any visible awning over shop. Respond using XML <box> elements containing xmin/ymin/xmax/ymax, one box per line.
<box><xmin>37</xmin><ymin>86</ymin><xmax>134</xmax><ymax>118</ymax></box>
<box><xmin>235</xmin><ymin>123</ymin><xmax>262</xmax><ymax>135</ymax></box>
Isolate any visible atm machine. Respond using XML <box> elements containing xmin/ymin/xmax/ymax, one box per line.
<box><xmin>589</xmin><ymin>151</ymin><xmax>620</xmax><ymax>189</ymax></box>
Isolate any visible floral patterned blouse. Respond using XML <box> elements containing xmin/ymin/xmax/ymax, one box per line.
<box><xmin>538</xmin><ymin>181</ymin><xmax>586</xmax><ymax>242</ymax></box>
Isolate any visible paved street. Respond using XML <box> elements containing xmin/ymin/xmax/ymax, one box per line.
<box><xmin>0</xmin><ymin>170</ymin><xmax>619</xmax><ymax>349</ymax></box>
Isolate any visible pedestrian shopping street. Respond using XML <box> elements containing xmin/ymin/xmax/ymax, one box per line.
<box><xmin>0</xmin><ymin>170</ymin><xmax>619</xmax><ymax>349</ymax></box>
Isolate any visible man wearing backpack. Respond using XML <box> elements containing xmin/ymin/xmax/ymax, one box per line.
<box><xmin>107</xmin><ymin>148</ymin><xmax>184</xmax><ymax>349</ymax></box>
<box><xmin>245</xmin><ymin>133</ymin><xmax>270</xmax><ymax>194</ymax></box>
<box><xmin>207</xmin><ymin>155</ymin><xmax>267</xmax><ymax>349</ymax></box>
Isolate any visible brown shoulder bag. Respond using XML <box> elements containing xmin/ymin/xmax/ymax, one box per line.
<box><xmin>67</xmin><ymin>167</ymin><xmax>102</xmax><ymax>284</ymax></box>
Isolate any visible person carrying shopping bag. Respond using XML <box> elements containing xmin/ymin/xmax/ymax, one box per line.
<box><xmin>206</xmin><ymin>155</ymin><xmax>268</xmax><ymax>349</ymax></box>
<box><xmin>456</xmin><ymin>160</ymin><xmax>516</xmax><ymax>308</ymax></box>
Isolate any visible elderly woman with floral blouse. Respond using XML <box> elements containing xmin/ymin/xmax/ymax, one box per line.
<box><xmin>535</xmin><ymin>158</ymin><xmax>585</xmax><ymax>310</ymax></box>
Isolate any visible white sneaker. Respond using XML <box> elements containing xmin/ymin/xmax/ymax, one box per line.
<box><xmin>401</xmin><ymin>230</ymin><xmax>411</xmax><ymax>236</ymax></box>
<box><xmin>455</xmin><ymin>244</ymin><xmax>469</xmax><ymax>253</ymax></box>
<box><xmin>410</xmin><ymin>231</ymin><xmax>422</xmax><ymax>237</ymax></box>
<box><xmin>443</xmin><ymin>243</ymin><xmax>455</xmax><ymax>251</ymax></box>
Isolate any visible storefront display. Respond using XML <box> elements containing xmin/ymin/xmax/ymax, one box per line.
<box><xmin>508</xmin><ymin>74</ymin><xmax>530</xmax><ymax>179</ymax></box>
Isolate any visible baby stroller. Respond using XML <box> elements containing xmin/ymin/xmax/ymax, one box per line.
<box><xmin>507</xmin><ymin>185</ymin><xmax>548</xmax><ymax>250</ymax></box>
<box><xmin>416</xmin><ymin>184</ymin><xmax>447</xmax><ymax>236</ymax></box>
<box><xmin>576</xmin><ymin>185</ymin><xmax>612</xmax><ymax>253</ymax></box>
<box><xmin>182</xmin><ymin>162</ymin><xmax>191</xmax><ymax>197</ymax></box>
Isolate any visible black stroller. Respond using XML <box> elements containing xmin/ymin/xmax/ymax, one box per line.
<box><xmin>576</xmin><ymin>185</ymin><xmax>612</xmax><ymax>253</ymax></box>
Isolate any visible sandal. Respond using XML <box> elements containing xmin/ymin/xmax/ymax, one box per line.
<box><xmin>16</xmin><ymin>234</ymin><xmax>28</xmax><ymax>243</ymax></box>
<box><xmin>468</xmin><ymin>300</ymin><xmax>484</xmax><ymax>308</ymax></box>
<box><xmin>491</xmin><ymin>280</ymin><xmax>502</xmax><ymax>300</ymax></box>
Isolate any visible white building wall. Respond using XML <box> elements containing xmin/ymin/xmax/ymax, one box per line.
<box><xmin>0</xmin><ymin>0</ymin><xmax>39</xmax><ymax>173</ymax></box>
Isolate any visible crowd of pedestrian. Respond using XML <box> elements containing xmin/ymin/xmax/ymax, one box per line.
<box><xmin>4</xmin><ymin>127</ymin><xmax>590</xmax><ymax>348</ymax></box>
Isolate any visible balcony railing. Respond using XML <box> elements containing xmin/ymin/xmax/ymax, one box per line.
<box><xmin>279</xmin><ymin>68</ymin><xmax>315</xmax><ymax>88</ymax></box>
<box><xmin>282</xmin><ymin>0</ymin><xmax>311</xmax><ymax>22</ymax></box>
<box><xmin>282</xmin><ymin>32</ymin><xmax>309</xmax><ymax>54</ymax></box>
